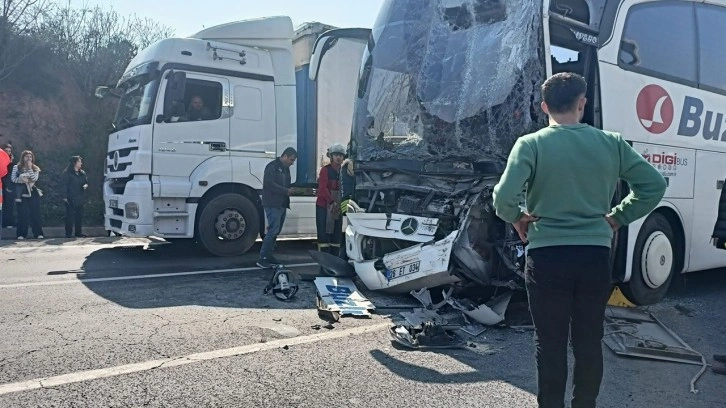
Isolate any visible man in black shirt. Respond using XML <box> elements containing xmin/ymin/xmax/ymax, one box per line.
<box><xmin>257</xmin><ymin>147</ymin><xmax>297</xmax><ymax>268</ymax></box>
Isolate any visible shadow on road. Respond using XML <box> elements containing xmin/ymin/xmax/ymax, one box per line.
<box><xmin>74</xmin><ymin>240</ymin><xmax>323</xmax><ymax>310</ymax></box>
<box><xmin>369</xmin><ymin>343</ymin><xmax>536</xmax><ymax>397</ymax></box>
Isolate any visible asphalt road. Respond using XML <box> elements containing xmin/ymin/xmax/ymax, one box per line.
<box><xmin>1</xmin><ymin>237</ymin><xmax>725</xmax><ymax>407</ymax></box>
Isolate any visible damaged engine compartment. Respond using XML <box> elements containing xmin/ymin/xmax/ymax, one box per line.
<box><xmin>346</xmin><ymin>164</ymin><xmax>527</xmax><ymax>296</ymax></box>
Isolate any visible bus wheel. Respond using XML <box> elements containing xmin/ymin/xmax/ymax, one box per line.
<box><xmin>621</xmin><ymin>213</ymin><xmax>676</xmax><ymax>306</ymax></box>
<box><xmin>197</xmin><ymin>193</ymin><xmax>260</xmax><ymax>257</ymax></box>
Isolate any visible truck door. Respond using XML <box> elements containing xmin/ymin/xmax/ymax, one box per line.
<box><xmin>153</xmin><ymin>71</ymin><xmax>231</xmax><ymax>195</ymax></box>
<box><xmin>228</xmin><ymin>77</ymin><xmax>276</xmax><ymax>186</ymax></box>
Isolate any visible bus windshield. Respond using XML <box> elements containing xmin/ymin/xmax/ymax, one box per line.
<box><xmin>351</xmin><ymin>0</ymin><xmax>547</xmax><ymax>164</ymax></box>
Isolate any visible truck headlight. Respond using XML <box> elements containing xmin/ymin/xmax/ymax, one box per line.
<box><xmin>125</xmin><ymin>202</ymin><xmax>139</xmax><ymax>219</ymax></box>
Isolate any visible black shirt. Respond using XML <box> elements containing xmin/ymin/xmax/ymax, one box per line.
<box><xmin>64</xmin><ymin>169</ymin><xmax>88</xmax><ymax>206</ymax></box>
<box><xmin>261</xmin><ymin>158</ymin><xmax>290</xmax><ymax>209</ymax></box>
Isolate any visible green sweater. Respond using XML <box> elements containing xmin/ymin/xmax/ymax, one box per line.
<box><xmin>492</xmin><ymin>124</ymin><xmax>667</xmax><ymax>250</ymax></box>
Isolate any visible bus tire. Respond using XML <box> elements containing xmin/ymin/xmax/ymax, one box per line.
<box><xmin>621</xmin><ymin>213</ymin><xmax>676</xmax><ymax>306</ymax></box>
<box><xmin>197</xmin><ymin>193</ymin><xmax>260</xmax><ymax>257</ymax></box>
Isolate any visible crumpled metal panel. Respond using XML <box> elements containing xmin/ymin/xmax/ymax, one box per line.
<box><xmin>352</xmin><ymin>0</ymin><xmax>547</xmax><ymax>163</ymax></box>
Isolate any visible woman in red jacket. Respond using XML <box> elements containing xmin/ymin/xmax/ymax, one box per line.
<box><xmin>316</xmin><ymin>143</ymin><xmax>346</xmax><ymax>254</ymax></box>
<box><xmin>0</xmin><ymin>146</ymin><xmax>10</xmax><ymax>240</ymax></box>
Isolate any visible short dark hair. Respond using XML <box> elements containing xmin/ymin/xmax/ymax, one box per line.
<box><xmin>281</xmin><ymin>147</ymin><xmax>297</xmax><ymax>158</ymax></box>
<box><xmin>541</xmin><ymin>72</ymin><xmax>587</xmax><ymax>114</ymax></box>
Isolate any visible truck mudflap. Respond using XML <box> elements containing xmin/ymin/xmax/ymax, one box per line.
<box><xmin>345</xmin><ymin>220</ymin><xmax>460</xmax><ymax>293</ymax></box>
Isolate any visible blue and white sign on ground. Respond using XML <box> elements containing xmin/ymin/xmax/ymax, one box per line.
<box><xmin>314</xmin><ymin>277</ymin><xmax>376</xmax><ymax>317</ymax></box>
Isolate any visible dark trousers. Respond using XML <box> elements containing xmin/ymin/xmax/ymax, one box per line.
<box><xmin>17</xmin><ymin>192</ymin><xmax>44</xmax><ymax>238</ymax></box>
<box><xmin>65</xmin><ymin>202</ymin><xmax>84</xmax><ymax>237</ymax></box>
<box><xmin>525</xmin><ymin>245</ymin><xmax>612</xmax><ymax>408</ymax></box>
<box><xmin>315</xmin><ymin>205</ymin><xmax>342</xmax><ymax>254</ymax></box>
<box><xmin>2</xmin><ymin>188</ymin><xmax>15</xmax><ymax>227</ymax></box>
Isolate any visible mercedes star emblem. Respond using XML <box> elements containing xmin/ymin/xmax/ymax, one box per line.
<box><xmin>113</xmin><ymin>150</ymin><xmax>120</xmax><ymax>171</ymax></box>
<box><xmin>401</xmin><ymin>217</ymin><xmax>419</xmax><ymax>236</ymax></box>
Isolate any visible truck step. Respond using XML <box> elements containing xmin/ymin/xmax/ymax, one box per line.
<box><xmin>153</xmin><ymin>212</ymin><xmax>190</xmax><ymax>218</ymax></box>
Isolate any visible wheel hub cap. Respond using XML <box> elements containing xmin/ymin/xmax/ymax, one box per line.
<box><xmin>215</xmin><ymin>209</ymin><xmax>246</xmax><ymax>240</ymax></box>
<box><xmin>641</xmin><ymin>232</ymin><xmax>673</xmax><ymax>289</ymax></box>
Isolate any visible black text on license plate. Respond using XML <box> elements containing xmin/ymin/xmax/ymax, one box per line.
<box><xmin>110</xmin><ymin>199</ymin><xmax>118</xmax><ymax>208</ymax></box>
<box><xmin>389</xmin><ymin>261</ymin><xmax>421</xmax><ymax>280</ymax></box>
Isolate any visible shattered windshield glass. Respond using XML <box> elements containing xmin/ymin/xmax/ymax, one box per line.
<box><xmin>351</xmin><ymin>0</ymin><xmax>547</xmax><ymax>164</ymax></box>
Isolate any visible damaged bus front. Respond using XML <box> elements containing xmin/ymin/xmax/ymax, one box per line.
<box><xmin>343</xmin><ymin>0</ymin><xmax>549</xmax><ymax>294</ymax></box>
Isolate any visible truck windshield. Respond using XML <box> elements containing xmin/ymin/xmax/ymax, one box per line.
<box><xmin>113</xmin><ymin>76</ymin><xmax>160</xmax><ymax>131</ymax></box>
<box><xmin>351</xmin><ymin>0</ymin><xmax>547</xmax><ymax>164</ymax></box>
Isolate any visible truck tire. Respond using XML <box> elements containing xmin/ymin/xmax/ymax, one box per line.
<box><xmin>197</xmin><ymin>193</ymin><xmax>260</xmax><ymax>257</ymax></box>
<box><xmin>621</xmin><ymin>213</ymin><xmax>677</xmax><ymax>306</ymax></box>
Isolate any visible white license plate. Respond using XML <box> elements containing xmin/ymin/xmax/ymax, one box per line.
<box><xmin>387</xmin><ymin>261</ymin><xmax>421</xmax><ymax>280</ymax></box>
<box><xmin>109</xmin><ymin>199</ymin><xmax>118</xmax><ymax>209</ymax></box>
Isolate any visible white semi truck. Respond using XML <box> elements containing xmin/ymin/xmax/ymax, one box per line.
<box><xmin>97</xmin><ymin>17</ymin><xmax>369</xmax><ymax>256</ymax></box>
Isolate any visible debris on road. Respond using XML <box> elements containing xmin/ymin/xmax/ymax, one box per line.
<box><xmin>389</xmin><ymin>322</ymin><xmax>464</xmax><ymax>350</ymax></box>
<box><xmin>263</xmin><ymin>266</ymin><xmax>300</xmax><ymax>301</ymax></box>
<box><xmin>399</xmin><ymin>308</ymin><xmax>446</xmax><ymax>327</ymax></box>
<box><xmin>603</xmin><ymin>306</ymin><xmax>708</xmax><ymax>393</ymax></box>
<box><xmin>674</xmin><ymin>304</ymin><xmax>697</xmax><ymax>318</ymax></box>
<box><xmin>314</xmin><ymin>277</ymin><xmax>375</xmax><ymax>321</ymax></box>
<box><xmin>410</xmin><ymin>287</ymin><xmax>453</xmax><ymax>310</ymax></box>
<box><xmin>712</xmin><ymin>355</ymin><xmax>726</xmax><ymax>376</ymax></box>
<box><xmin>460</xmin><ymin>323</ymin><xmax>487</xmax><ymax>337</ymax></box>
<box><xmin>448</xmin><ymin>292</ymin><xmax>513</xmax><ymax>326</ymax></box>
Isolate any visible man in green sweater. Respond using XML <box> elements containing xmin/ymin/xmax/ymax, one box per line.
<box><xmin>493</xmin><ymin>72</ymin><xmax>666</xmax><ymax>408</ymax></box>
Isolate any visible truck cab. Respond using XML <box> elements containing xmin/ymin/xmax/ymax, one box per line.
<box><xmin>100</xmin><ymin>17</ymin><xmax>368</xmax><ymax>256</ymax></box>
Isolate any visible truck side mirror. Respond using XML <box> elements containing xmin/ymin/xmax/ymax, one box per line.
<box><xmin>163</xmin><ymin>71</ymin><xmax>187</xmax><ymax>120</ymax></box>
<box><xmin>95</xmin><ymin>86</ymin><xmax>110</xmax><ymax>99</ymax></box>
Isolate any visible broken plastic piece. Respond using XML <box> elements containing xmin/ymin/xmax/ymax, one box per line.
<box><xmin>389</xmin><ymin>322</ymin><xmax>464</xmax><ymax>350</ymax></box>
<box><xmin>410</xmin><ymin>287</ymin><xmax>453</xmax><ymax>310</ymax></box>
<box><xmin>400</xmin><ymin>308</ymin><xmax>446</xmax><ymax>327</ymax></box>
<box><xmin>448</xmin><ymin>292</ymin><xmax>512</xmax><ymax>326</ymax></box>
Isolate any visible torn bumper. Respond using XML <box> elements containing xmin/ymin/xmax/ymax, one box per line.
<box><xmin>345</xmin><ymin>213</ymin><xmax>460</xmax><ymax>293</ymax></box>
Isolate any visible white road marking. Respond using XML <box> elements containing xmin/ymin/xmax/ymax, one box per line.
<box><xmin>0</xmin><ymin>322</ymin><xmax>390</xmax><ymax>396</ymax></box>
<box><xmin>0</xmin><ymin>263</ymin><xmax>318</xmax><ymax>289</ymax></box>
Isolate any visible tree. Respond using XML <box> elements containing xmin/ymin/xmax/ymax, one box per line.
<box><xmin>0</xmin><ymin>0</ymin><xmax>51</xmax><ymax>82</ymax></box>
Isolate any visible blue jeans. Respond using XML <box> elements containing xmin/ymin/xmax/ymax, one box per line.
<box><xmin>259</xmin><ymin>207</ymin><xmax>286</xmax><ymax>259</ymax></box>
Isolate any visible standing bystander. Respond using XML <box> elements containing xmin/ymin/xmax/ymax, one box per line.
<box><xmin>492</xmin><ymin>72</ymin><xmax>667</xmax><ymax>408</ymax></box>
<box><xmin>0</xmin><ymin>144</ymin><xmax>10</xmax><ymax>240</ymax></box>
<box><xmin>1</xmin><ymin>142</ymin><xmax>14</xmax><ymax>230</ymax></box>
<box><xmin>256</xmin><ymin>147</ymin><xmax>297</xmax><ymax>268</ymax></box>
<box><xmin>63</xmin><ymin>156</ymin><xmax>89</xmax><ymax>238</ymax></box>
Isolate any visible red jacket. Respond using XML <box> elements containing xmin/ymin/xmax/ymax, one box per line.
<box><xmin>316</xmin><ymin>164</ymin><xmax>341</xmax><ymax>208</ymax></box>
<box><xmin>0</xmin><ymin>150</ymin><xmax>9</xmax><ymax>206</ymax></box>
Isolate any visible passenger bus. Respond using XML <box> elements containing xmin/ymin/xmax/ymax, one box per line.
<box><xmin>344</xmin><ymin>0</ymin><xmax>726</xmax><ymax>305</ymax></box>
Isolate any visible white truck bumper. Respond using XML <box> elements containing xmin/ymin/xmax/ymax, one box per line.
<box><xmin>104</xmin><ymin>175</ymin><xmax>154</xmax><ymax>237</ymax></box>
<box><xmin>345</xmin><ymin>213</ymin><xmax>460</xmax><ymax>293</ymax></box>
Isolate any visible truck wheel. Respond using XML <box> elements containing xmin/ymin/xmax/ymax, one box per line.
<box><xmin>197</xmin><ymin>193</ymin><xmax>259</xmax><ymax>257</ymax></box>
<box><xmin>621</xmin><ymin>213</ymin><xmax>677</xmax><ymax>306</ymax></box>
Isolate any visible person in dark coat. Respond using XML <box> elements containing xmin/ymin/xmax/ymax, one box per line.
<box><xmin>256</xmin><ymin>147</ymin><xmax>297</xmax><ymax>268</ymax></box>
<box><xmin>63</xmin><ymin>156</ymin><xmax>88</xmax><ymax>238</ymax></box>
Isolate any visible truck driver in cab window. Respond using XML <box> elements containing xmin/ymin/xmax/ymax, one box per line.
<box><xmin>183</xmin><ymin>95</ymin><xmax>214</xmax><ymax>121</ymax></box>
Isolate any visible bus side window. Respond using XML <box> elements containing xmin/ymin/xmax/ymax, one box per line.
<box><xmin>696</xmin><ymin>4</ymin><xmax>726</xmax><ymax>92</ymax></box>
<box><xmin>618</xmin><ymin>2</ymin><xmax>697</xmax><ymax>84</ymax></box>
